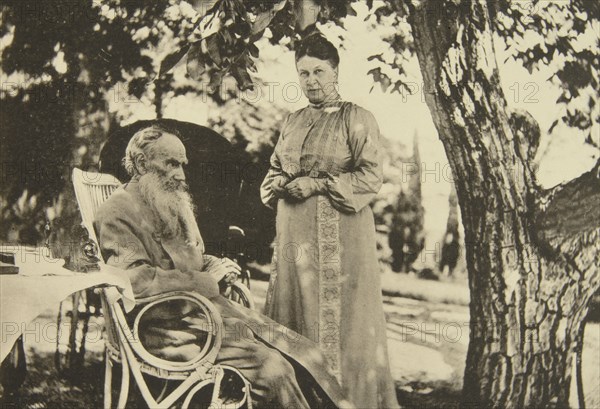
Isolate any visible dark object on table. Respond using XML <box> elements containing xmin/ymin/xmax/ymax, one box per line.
<box><xmin>0</xmin><ymin>251</ymin><xmax>16</xmax><ymax>265</ymax></box>
<box><xmin>0</xmin><ymin>261</ymin><xmax>19</xmax><ymax>274</ymax></box>
<box><xmin>64</xmin><ymin>225</ymin><xmax>100</xmax><ymax>273</ymax></box>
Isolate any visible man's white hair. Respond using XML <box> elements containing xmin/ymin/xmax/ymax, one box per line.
<box><xmin>123</xmin><ymin>125</ymin><xmax>176</xmax><ymax>176</ymax></box>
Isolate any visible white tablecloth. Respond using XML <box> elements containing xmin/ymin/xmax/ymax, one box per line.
<box><xmin>0</xmin><ymin>249</ymin><xmax>134</xmax><ymax>362</ymax></box>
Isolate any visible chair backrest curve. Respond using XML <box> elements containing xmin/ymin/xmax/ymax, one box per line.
<box><xmin>71</xmin><ymin>168</ymin><xmax>121</xmax><ymax>246</ymax></box>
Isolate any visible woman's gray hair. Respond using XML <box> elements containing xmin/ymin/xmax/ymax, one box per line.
<box><xmin>123</xmin><ymin>125</ymin><xmax>178</xmax><ymax>176</ymax></box>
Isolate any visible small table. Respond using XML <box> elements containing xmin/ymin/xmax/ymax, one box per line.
<box><xmin>0</xmin><ymin>247</ymin><xmax>134</xmax><ymax>393</ymax></box>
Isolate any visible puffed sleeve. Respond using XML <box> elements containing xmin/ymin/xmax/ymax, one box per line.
<box><xmin>260</xmin><ymin>114</ymin><xmax>289</xmax><ymax>209</ymax></box>
<box><xmin>324</xmin><ymin>105</ymin><xmax>383</xmax><ymax>213</ymax></box>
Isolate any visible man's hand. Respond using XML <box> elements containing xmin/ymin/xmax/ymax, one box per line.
<box><xmin>285</xmin><ymin>177</ymin><xmax>321</xmax><ymax>200</ymax></box>
<box><xmin>208</xmin><ymin>257</ymin><xmax>241</xmax><ymax>285</ymax></box>
<box><xmin>271</xmin><ymin>175</ymin><xmax>290</xmax><ymax>198</ymax></box>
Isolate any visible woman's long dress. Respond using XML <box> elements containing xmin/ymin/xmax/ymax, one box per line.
<box><xmin>261</xmin><ymin>100</ymin><xmax>400</xmax><ymax>408</ymax></box>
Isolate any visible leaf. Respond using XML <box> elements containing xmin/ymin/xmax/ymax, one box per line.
<box><xmin>252</xmin><ymin>0</ymin><xmax>287</xmax><ymax>34</ymax></box>
<box><xmin>380</xmin><ymin>76</ymin><xmax>392</xmax><ymax>92</ymax></box>
<box><xmin>367</xmin><ymin>67</ymin><xmax>381</xmax><ymax>77</ymax></box>
<box><xmin>367</xmin><ymin>67</ymin><xmax>392</xmax><ymax>92</ymax></box>
<box><xmin>158</xmin><ymin>45</ymin><xmax>190</xmax><ymax>77</ymax></box>
<box><xmin>367</xmin><ymin>53</ymin><xmax>385</xmax><ymax>63</ymax></box>
<box><xmin>191</xmin><ymin>9</ymin><xmax>223</xmax><ymax>42</ymax></box>
<box><xmin>248</xmin><ymin>43</ymin><xmax>259</xmax><ymax>58</ymax></box>
<box><xmin>556</xmin><ymin>93</ymin><xmax>570</xmax><ymax>104</ymax></box>
<box><xmin>221</xmin><ymin>29</ymin><xmax>233</xmax><ymax>45</ymax></box>
<box><xmin>186</xmin><ymin>42</ymin><xmax>206</xmax><ymax>80</ymax></box>
<box><xmin>208</xmin><ymin>69</ymin><xmax>225</xmax><ymax>93</ymax></box>
<box><xmin>391</xmin><ymin>81</ymin><xmax>409</xmax><ymax>94</ymax></box>
<box><xmin>548</xmin><ymin>119</ymin><xmax>559</xmax><ymax>134</ymax></box>
<box><xmin>245</xmin><ymin>53</ymin><xmax>258</xmax><ymax>73</ymax></box>
<box><xmin>252</xmin><ymin>12</ymin><xmax>274</xmax><ymax>35</ymax></box>
<box><xmin>231</xmin><ymin>64</ymin><xmax>254</xmax><ymax>91</ymax></box>
<box><xmin>205</xmin><ymin>34</ymin><xmax>223</xmax><ymax>67</ymax></box>
<box><xmin>293</xmin><ymin>0</ymin><xmax>321</xmax><ymax>31</ymax></box>
<box><xmin>584</xmin><ymin>132</ymin><xmax>599</xmax><ymax>148</ymax></box>
<box><xmin>345</xmin><ymin>2</ymin><xmax>357</xmax><ymax>16</ymax></box>
<box><xmin>128</xmin><ymin>77</ymin><xmax>148</xmax><ymax>99</ymax></box>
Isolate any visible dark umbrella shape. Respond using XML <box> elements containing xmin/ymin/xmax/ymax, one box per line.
<box><xmin>99</xmin><ymin>119</ymin><xmax>242</xmax><ymax>253</ymax></box>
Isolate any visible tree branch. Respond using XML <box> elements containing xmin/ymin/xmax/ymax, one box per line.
<box><xmin>536</xmin><ymin>159</ymin><xmax>600</xmax><ymax>248</ymax></box>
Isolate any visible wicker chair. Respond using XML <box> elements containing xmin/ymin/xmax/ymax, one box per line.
<box><xmin>54</xmin><ymin>170</ymin><xmax>123</xmax><ymax>378</ymax></box>
<box><xmin>71</xmin><ymin>168</ymin><xmax>253</xmax><ymax>408</ymax></box>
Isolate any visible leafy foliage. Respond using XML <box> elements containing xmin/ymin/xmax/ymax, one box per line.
<box><xmin>493</xmin><ymin>0</ymin><xmax>599</xmax><ymax>144</ymax></box>
<box><xmin>171</xmin><ymin>0</ymin><xmax>598</xmax><ymax>142</ymax></box>
<box><xmin>0</xmin><ymin>0</ymin><xmax>201</xmax><ymax>243</ymax></box>
<box><xmin>159</xmin><ymin>0</ymin><xmax>358</xmax><ymax>92</ymax></box>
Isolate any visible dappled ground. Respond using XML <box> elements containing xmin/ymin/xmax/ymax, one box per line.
<box><xmin>1</xmin><ymin>276</ymin><xmax>598</xmax><ymax>409</ymax></box>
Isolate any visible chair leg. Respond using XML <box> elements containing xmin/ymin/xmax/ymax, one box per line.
<box><xmin>181</xmin><ymin>379</ymin><xmax>213</xmax><ymax>409</ymax></box>
<box><xmin>117</xmin><ymin>354</ymin><xmax>130</xmax><ymax>408</ymax></box>
<box><xmin>104</xmin><ymin>353</ymin><xmax>112</xmax><ymax>409</ymax></box>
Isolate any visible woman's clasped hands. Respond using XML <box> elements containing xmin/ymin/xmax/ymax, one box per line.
<box><xmin>271</xmin><ymin>175</ymin><xmax>290</xmax><ymax>198</ymax></box>
<box><xmin>273</xmin><ymin>176</ymin><xmax>323</xmax><ymax>201</ymax></box>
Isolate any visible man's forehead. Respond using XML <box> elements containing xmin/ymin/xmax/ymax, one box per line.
<box><xmin>153</xmin><ymin>133</ymin><xmax>187</xmax><ymax>160</ymax></box>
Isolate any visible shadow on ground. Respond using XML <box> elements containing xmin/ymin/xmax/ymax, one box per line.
<box><xmin>0</xmin><ymin>350</ymin><xmax>464</xmax><ymax>409</ymax></box>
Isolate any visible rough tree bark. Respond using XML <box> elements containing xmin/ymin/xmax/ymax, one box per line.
<box><xmin>406</xmin><ymin>0</ymin><xmax>600</xmax><ymax>407</ymax></box>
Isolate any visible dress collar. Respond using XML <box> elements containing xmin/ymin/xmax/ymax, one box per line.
<box><xmin>309</xmin><ymin>95</ymin><xmax>343</xmax><ymax>110</ymax></box>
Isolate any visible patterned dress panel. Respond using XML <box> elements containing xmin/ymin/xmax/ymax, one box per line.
<box><xmin>316</xmin><ymin>195</ymin><xmax>342</xmax><ymax>381</ymax></box>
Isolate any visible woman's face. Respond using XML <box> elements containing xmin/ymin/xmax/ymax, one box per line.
<box><xmin>296</xmin><ymin>56</ymin><xmax>338</xmax><ymax>104</ymax></box>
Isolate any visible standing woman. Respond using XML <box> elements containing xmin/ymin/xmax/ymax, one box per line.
<box><xmin>260</xmin><ymin>34</ymin><xmax>400</xmax><ymax>409</ymax></box>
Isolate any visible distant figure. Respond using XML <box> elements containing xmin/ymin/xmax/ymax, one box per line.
<box><xmin>260</xmin><ymin>34</ymin><xmax>400</xmax><ymax>409</ymax></box>
<box><xmin>418</xmin><ymin>267</ymin><xmax>439</xmax><ymax>281</ymax></box>
<box><xmin>439</xmin><ymin>231</ymin><xmax>460</xmax><ymax>276</ymax></box>
<box><xmin>440</xmin><ymin>187</ymin><xmax>460</xmax><ymax>277</ymax></box>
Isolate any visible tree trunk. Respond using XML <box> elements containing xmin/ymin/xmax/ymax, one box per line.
<box><xmin>406</xmin><ymin>1</ymin><xmax>600</xmax><ymax>407</ymax></box>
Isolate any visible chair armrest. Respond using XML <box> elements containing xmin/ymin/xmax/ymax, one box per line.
<box><xmin>135</xmin><ymin>291</ymin><xmax>218</xmax><ymax>309</ymax></box>
<box><xmin>225</xmin><ymin>282</ymin><xmax>255</xmax><ymax>310</ymax></box>
<box><xmin>101</xmin><ymin>288</ymin><xmax>224</xmax><ymax>372</ymax></box>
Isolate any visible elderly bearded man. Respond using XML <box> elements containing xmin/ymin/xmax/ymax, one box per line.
<box><xmin>94</xmin><ymin>125</ymin><xmax>352</xmax><ymax>409</ymax></box>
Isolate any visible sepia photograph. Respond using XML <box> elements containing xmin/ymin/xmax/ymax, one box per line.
<box><xmin>0</xmin><ymin>0</ymin><xmax>598</xmax><ymax>408</ymax></box>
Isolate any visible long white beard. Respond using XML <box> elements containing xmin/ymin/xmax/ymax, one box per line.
<box><xmin>138</xmin><ymin>172</ymin><xmax>202</xmax><ymax>245</ymax></box>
